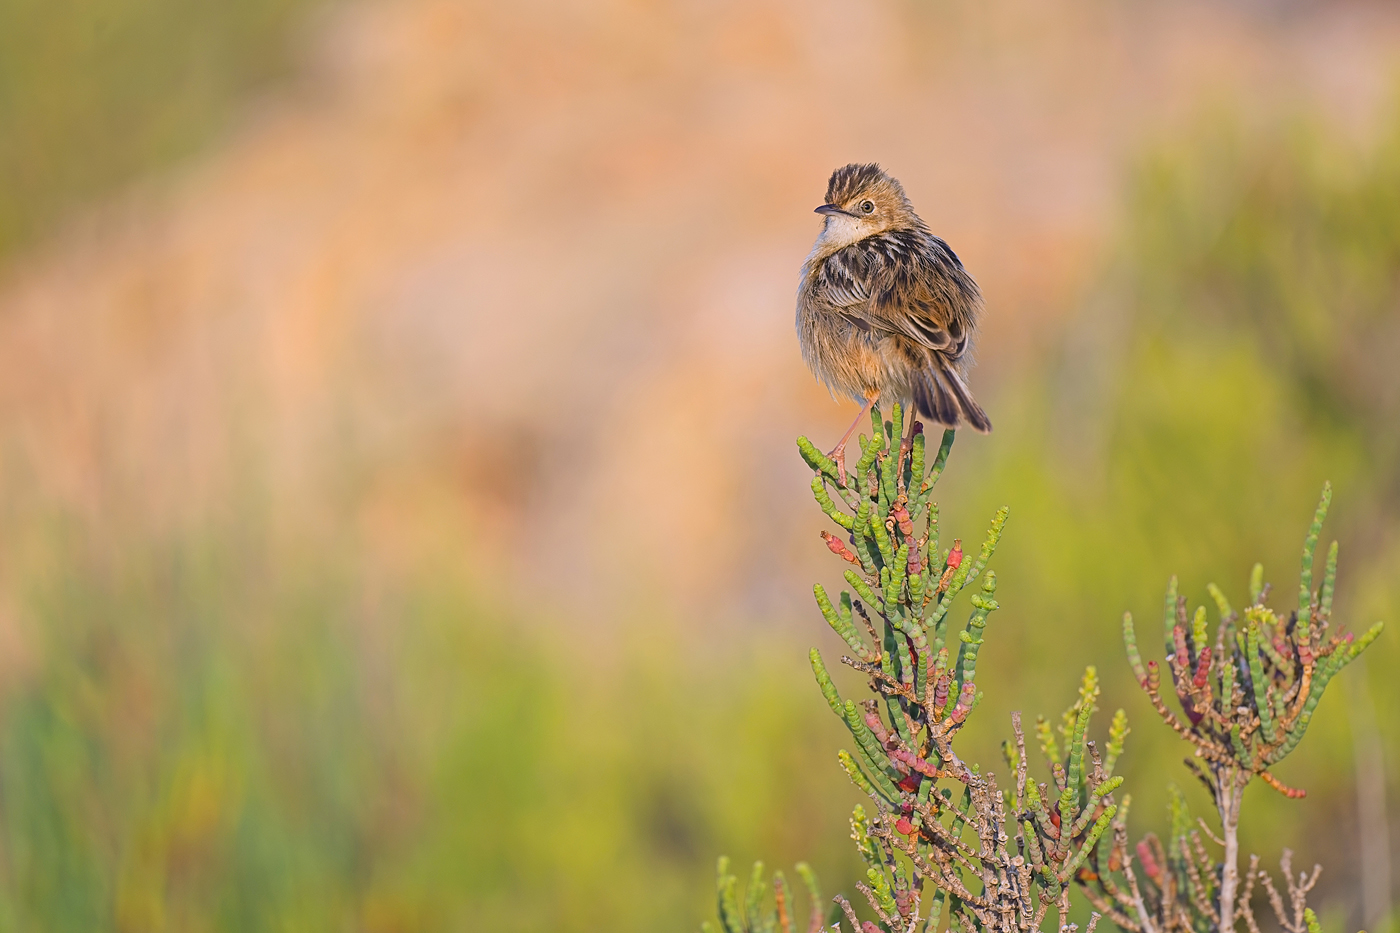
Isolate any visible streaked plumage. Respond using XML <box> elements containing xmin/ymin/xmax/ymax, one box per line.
<box><xmin>796</xmin><ymin>164</ymin><xmax>991</xmax><ymax>455</ymax></box>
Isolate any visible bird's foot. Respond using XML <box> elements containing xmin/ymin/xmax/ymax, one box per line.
<box><xmin>899</xmin><ymin>419</ymin><xmax>922</xmax><ymax>463</ymax></box>
<box><xmin>830</xmin><ymin>443</ymin><xmax>849</xmax><ymax>486</ymax></box>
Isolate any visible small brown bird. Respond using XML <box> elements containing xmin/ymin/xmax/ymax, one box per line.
<box><xmin>797</xmin><ymin>163</ymin><xmax>991</xmax><ymax>479</ymax></box>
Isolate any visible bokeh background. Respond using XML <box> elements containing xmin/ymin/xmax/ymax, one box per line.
<box><xmin>0</xmin><ymin>0</ymin><xmax>1398</xmax><ymax>930</ymax></box>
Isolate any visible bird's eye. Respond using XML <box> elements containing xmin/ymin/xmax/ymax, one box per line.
<box><xmin>860</xmin><ymin>200</ymin><xmax>876</xmax><ymax>214</ymax></box>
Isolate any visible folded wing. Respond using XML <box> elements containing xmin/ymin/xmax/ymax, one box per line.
<box><xmin>817</xmin><ymin>231</ymin><xmax>991</xmax><ymax>432</ymax></box>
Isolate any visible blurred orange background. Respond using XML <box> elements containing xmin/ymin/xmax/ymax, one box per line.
<box><xmin>1</xmin><ymin>1</ymin><xmax>1398</xmax><ymax>930</ymax></box>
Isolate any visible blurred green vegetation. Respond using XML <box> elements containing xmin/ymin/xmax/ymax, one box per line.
<box><xmin>939</xmin><ymin>105</ymin><xmax>1400</xmax><ymax>931</ymax></box>
<box><xmin>0</xmin><ymin>0</ymin><xmax>318</xmax><ymax>257</ymax></box>
<box><xmin>0</xmin><ymin>523</ymin><xmax>857</xmax><ymax>931</ymax></box>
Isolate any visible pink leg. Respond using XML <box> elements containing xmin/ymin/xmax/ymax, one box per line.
<box><xmin>829</xmin><ymin>393</ymin><xmax>879</xmax><ymax>485</ymax></box>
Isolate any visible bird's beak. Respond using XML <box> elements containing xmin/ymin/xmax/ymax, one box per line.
<box><xmin>814</xmin><ymin>204</ymin><xmax>850</xmax><ymax>217</ymax></box>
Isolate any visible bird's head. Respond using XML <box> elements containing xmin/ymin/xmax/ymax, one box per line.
<box><xmin>812</xmin><ymin>163</ymin><xmax>920</xmax><ymax>250</ymax></box>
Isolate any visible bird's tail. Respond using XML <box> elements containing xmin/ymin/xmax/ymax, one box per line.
<box><xmin>911</xmin><ymin>356</ymin><xmax>992</xmax><ymax>434</ymax></box>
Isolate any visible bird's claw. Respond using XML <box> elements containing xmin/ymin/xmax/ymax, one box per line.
<box><xmin>830</xmin><ymin>444</ymin><xmax>849</xmax><ymax>486</ymax></box>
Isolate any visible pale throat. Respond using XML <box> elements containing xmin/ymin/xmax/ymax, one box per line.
<box><xmin>812</xmin><ymin>213</ymin><xmax>875</xmax><ymax>255</ymax></box>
